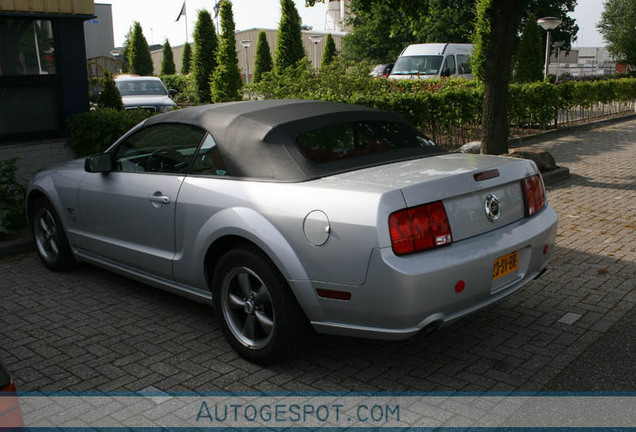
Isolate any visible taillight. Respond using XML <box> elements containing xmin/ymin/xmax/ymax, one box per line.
<box><xmin>522</xmin><ymin>174</ymin><xmax>546</xmax><ymax>216</ymax></box>
<box><xmin>389</xmin><ymin>201</ymin><xmax>452</xmax><ymax>255</ymax></box>
<box><xmin>0</xmin><ymin>382</ymin><xmax>16</xmax><ymax>393</ymax></box>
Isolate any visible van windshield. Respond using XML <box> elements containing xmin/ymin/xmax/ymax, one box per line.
<box><xmin>391</xmin><ymin>55</ymin><xmax>443</xmax><ymax>76</ymax></box>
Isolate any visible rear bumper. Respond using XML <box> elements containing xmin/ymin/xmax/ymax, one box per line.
<box><xmin>306</xmin><ymin>206</ymin><xmax>558</xmax><ymax>339</ymax></box>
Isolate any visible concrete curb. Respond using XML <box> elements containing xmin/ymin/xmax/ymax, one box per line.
<box><xmin>0</xmin><ymin>235</ymin><xmax>34</xmax><ymax>258</ymax></box>
<box><xmin>541</xmin><ymin>166</ymin><xmax>571</xmax><ymax>186</ymax></box>
<box><xmin>509</xmin><ymin>113</ymin><xmax>636</xmax><ymax>148</ymax></box>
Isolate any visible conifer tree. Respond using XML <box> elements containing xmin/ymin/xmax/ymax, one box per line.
<box><xmin>97</xmin><ymin>72</ymin><xmax>124</xmax><ymax>110</ymax></box>
<box><xmin>192</xmin><ymin>10</ymin><xmax>218</xmax><ymax>103</ymax></box>
<box><xmin>321</xmin><ymin>33</ymin><xmax>336</xmax><ymax>67</ymax></box>
<box><xmin>127</xmin><ymin>21</ymin><xmax>153</xmax><ymax>76</ymax></box>
<box><xmin>181</xmin><ymin>42</ymin><xmax>192</xmax><ymax>74</ymax></box>
<box><xmin>160</xmin><ymin>39</ymin><xmax>176</xmax><ymax>75</ymax></box>
<box><xmin>274</xmin><ymin>0</ymin><xmax>305</xmax><ymax>73</ymax></box>
<box><xmin>253</xmin><ymin>31</ymin><xmax>273</xmax><ymax>83</ymax></box>
<box><xmin>211</xmin><ymin>1</ymin><xmax>243</xmax><ymax>102</ymax></box>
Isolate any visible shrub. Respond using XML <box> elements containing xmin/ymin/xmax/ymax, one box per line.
<box><xmin>67</xmin><ymin>109</ymin><xmax>152</xmax><ymax>157</ymax></box>
<box><xmin>0</xmin><ymin>158</ymin><xmax>27</xmax><ymax>233</ymax></box>
<box><xmin>160</xmin><ymin>74</ymin><xmax>196</xmax><ymax>104</ymax></box>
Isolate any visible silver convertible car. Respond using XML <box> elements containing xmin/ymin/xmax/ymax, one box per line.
<box><xmin>27</xmin><ymin>100</ymin><xmax>558</xmax><ymax>363</ymax></box>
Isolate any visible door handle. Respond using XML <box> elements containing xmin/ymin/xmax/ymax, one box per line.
<box><xmin>147</xmin><ymin>194</ymin><xmax>170</xmax><ymax>204</ymax></box>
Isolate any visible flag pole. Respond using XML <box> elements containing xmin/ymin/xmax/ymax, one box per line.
<box><xmin>184</xmin><ymin>0</ymin><xmax>188</xmax><ymax>43</ymax></box>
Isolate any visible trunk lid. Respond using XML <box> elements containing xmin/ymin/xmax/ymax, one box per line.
<box><xmin>331</xmin><ymin>153</ymin><xmax>539</xmax><ymax>242</ymax></box>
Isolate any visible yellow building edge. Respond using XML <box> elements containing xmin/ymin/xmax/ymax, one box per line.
<box><xmin>0</xmin><ymin>0</ymin><xmax>94</xmax><ymax>16</ymax></box>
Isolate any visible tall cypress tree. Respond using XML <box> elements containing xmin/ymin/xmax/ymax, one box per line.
<box><xmin>253</xmin><ymin>31</ymin><xmax>273</xmax><ymax>83</ymax></box>
<box><xmin>192</xmin><ymin>10</ymin><xmax>218</xmax><ymax>103</ymax></box>
<box><xmin>321</xmin><ymin>33</ymin><xmax>336</xmax><ymax>67</ymax></box>
<box><xmin>160</xmin><ymin>39</ymin><xmax>176</xmax><ymax>75</ymax></box>
<box><xmin>211</xmin><ymin>0</ymin><xmax>243</xmax><ymax>102</ymax></box>
<box><xmin>128</xmin><ymin>21</ymin><xmax>153</xmax><ymax>76</ymax></box>
<box><xmin>513</xmin><ymin>14</ymin><xmax>543</xmax><ymax>82</ymax></box>
<box><xmin>121</xmin><ymin>26</ymin><xmax>133</xmax><ymax>73</ymax></box>
<box><xmin>274</xmin><ymin>0</ymin><xmax>305</xmax><ymax>73</ymax></box>
<box><xmin>181</xmin><ymin>42</ymin><xmax>192</xmax><ymax>74</ymax></box>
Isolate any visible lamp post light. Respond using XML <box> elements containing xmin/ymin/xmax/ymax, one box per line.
<box><xmin>309</xmin><ymin>35</ymin><xmax>323</xmax><ymax>69</ymax></box>
<box><xmin>538</xmin><ymin>17</ymin><xmax>562</xmax><ymax>81</ymax></box>
<box><xmin>240</xmin><ymin>40</ymin><xmax>252</xmax><ymax>84</ymax></box>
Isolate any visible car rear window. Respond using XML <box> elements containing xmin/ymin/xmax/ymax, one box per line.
<box><xmin>296</xmin><ymin>121</ymin><xmax>442</xmax><ymax>164</ymax></box>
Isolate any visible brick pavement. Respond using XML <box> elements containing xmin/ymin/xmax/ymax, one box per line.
<box><xmin>1</xmin><ymin>120</ymin><xmax>634</xmax><ymax>392</ymax></box>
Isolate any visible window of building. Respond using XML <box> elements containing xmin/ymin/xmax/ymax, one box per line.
<box><xmin>0</xmin><ymin>19</ymin><xmax>57</xmax><ymax>76</ymax></box>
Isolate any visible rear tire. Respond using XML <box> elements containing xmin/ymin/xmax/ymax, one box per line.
<box><xmin>31</xmin><ymin>198</ymin><xmax>76</xmax><ymax>272</ymax></box>
<box><xmin>212</xmin><ymin>246</ymin><xmax>308</xmax><ymax>364</ymax></box>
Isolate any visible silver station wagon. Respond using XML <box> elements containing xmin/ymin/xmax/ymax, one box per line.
<box><xmin>27</xmin><ymin>100</ymin><xmax>558</xmax><ymax>363</ymax></box>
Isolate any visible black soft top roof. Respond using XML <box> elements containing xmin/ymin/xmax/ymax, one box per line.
<box><xmin>145</xmin><ymin>99</ymin><xmax>441</xmax><ymax>182</ymax></box>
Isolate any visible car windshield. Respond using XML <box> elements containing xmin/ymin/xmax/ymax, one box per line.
<box><xmin>116</xmin><ymin>80</ymin><xmax>168</xmax><ymax>96</ymax></box>
<box><xmin>297</xmin><ymin>121</ymin><xmax>442</xmax><ymax>164</ymax></box>
<box><xmin>391</xmin><ymin>55</ymin><xmax>443</xmax><ymax>75</ymax></box>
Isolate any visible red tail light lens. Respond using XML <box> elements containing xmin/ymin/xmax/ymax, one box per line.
<box><xmin>389</xmin><ymin>201</ymin><xmax>452</xmax><ymax>255</ymax></box>
<box><xmin>522</xmin><ymin>174</ymin><xmax>546</xmax><ymax>216</ymax></box>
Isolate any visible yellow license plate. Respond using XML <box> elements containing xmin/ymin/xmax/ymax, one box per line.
<box><xmin>493</xmin><ymin>250</ymin><xmax>519</xmax><ymax>280</ymax></box>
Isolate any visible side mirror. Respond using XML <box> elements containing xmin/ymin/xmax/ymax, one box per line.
<box><xmin>85</xmin><ymin>153</ymin><xmax>113</xmax><ymax>173</ymax></box>
<box><xmin>168</xmin><ymin>89</ymin><xmax>178</xmax><ymax>97</ymax></box>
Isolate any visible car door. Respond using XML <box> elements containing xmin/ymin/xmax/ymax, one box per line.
<box><xmin>75</xmin><ymin>123</ymin><xmax>206</xmax><ymax>280</ymax></box>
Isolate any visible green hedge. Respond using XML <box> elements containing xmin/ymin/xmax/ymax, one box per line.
<box><xmin>159</xmin><ymin>74</ymin><xmax>197</xmax><ymax>104</ymax></box>
<box><xmin>250</xmin><ymin>66</ymin><xmax>636</xmax><ymax>140</ymax></box>
<box><xmin>67</xmin><ymin>108</ymin><xmax>152</xmax><ymax>157</ymax></box>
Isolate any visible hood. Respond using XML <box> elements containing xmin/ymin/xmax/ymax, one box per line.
<box><xmin>122</xmin><ymin>95</ymin><xmax>176</xmax><ymax>109</ymax></box>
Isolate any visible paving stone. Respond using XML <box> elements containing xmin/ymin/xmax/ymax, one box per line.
<box><xmin>0</xmin><ymin>119</ymin><xmax>635</xmax><ymax>393</ymax></box>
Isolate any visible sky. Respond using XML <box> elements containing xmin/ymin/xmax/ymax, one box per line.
<box><xmin>101</xmin><ymin>0</ymin><xmax>607</xmax><ymax>49</ymax></box>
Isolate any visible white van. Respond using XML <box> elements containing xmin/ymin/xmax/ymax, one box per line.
<box><xmin>389</xmin><ymin>43</ymin><xmax>474</xmax><ymax>80</ymax></box>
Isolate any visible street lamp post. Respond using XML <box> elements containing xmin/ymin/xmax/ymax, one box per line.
<box><xmin>309</xmin><ymin>35</ymin><xmax>323</xmax><ymax>69</ymax></box>
<box><xmin>538</xmin><ymin>17</ymin><xmax>562</xmax><ymax>81</ymax></box>
<box><xmin>240</xmin><ymin>40</ymin><xmax>252</xmax><ymax>84</ymax></box>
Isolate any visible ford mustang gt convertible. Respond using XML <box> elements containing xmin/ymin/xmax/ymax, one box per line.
<box><xmin>27</xmin><ymin>100</ymin><xmax>558</xmax><ymax>363</ymax></box>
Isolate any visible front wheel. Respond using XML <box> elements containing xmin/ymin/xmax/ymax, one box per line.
<box><xmin>212</xmin><ymin>246</ymin><xmax>308</xmax><ymax>364</ymax></box>
<box><xmin>31</xmin><ymin>198</ymin><xmax>76</xmax><ymax>271</ymax></box>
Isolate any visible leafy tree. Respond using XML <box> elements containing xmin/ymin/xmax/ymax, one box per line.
<box><xmin>321</xmin><ymin>33</ymin><xmax>337</xmax><ymax>67</ymax></box>
<box><xmin>97</xmin><ymin>71</ymin><xmax>124</xmax><ymax>110</ymax></box>
<box><xmin>514</xmin><ymin>14</ymin><xmax>544</xmax><ymax>82</ymax></box>
<box><xmin>211</xmin><ymin>1</ymin><xmax>243</xmax><ymax>102</ymax></box>
<box><xmin>192</xmin><ymin>10</ymin><xmax>218</xmax><ymax>103</ymax></box>
<box><xmin>473</xmin><ymin>0</ymin><xmax>524</xmax><ymax>155</ymax></box>
<box><xmin>160</xmin><ymin>39</ymin><xmax>176</xmax><ymax>75</ymax></box>
<box><xmin>522</xmin><ymin>0</ymin><xmax>579</xmax><ymax>53</ymax></box>
<box><xmin>598</xmin><ymin>0</ymin><xmax>636</xmax><ymax>67</ymax></box>
<box><xmin>309</xmin><ymin>0</ymin><xmax>474</xmax><ymax>63</ymax></box>
<box><xmin>275</xmin><ymin>0</ymin><xmax>306</xmax><ymax>72</ymax></box>
<box><xmin>127</xmin><ymin>21</ymin><xmax>153</xmax><ymax>76</ymax></box>
<box><xmin>181</xmin><ymin>42</ymin><xmax>192</xmax><ymax>74</ymax></box>
<box><xmin>253</xmin><ymin>31</ymin><xmax>273</xmax><ymax>83</ymax></box>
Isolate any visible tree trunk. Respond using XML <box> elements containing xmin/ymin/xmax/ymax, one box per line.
<box><xmin>481</xmin><ymin>0</ymin><xmax>523</xmax><ymax>155</ymax></box>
